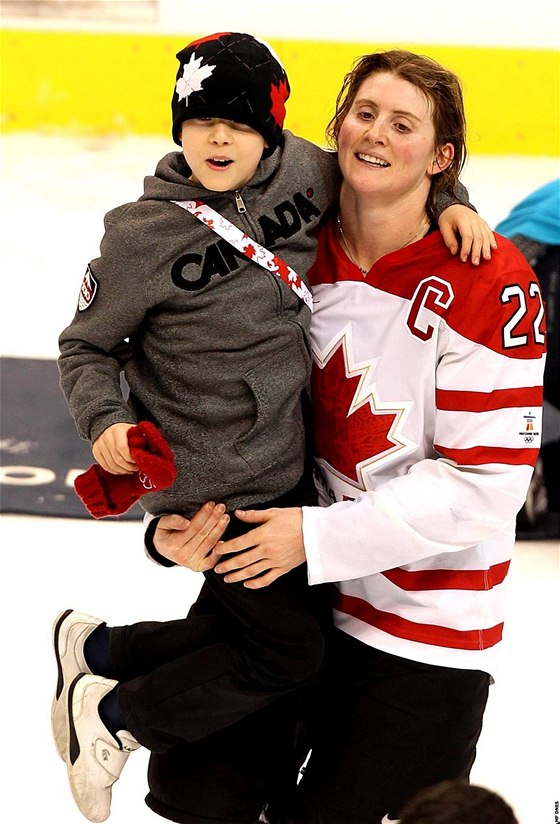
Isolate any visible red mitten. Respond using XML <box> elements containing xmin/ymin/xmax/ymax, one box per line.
<box><xmin>74</xmin><ymin>422</ymin><xmax>176</xmax><ymax>518</ymax></box>
<box><xmin>74</xmin><ymin>464</ymin><xmax>150</xmax><ymax>518</ymax></box>
<box><xmin>127</xmin><ymin>421</ymin><xmax>176</xmax><ymax>489</ymax></box>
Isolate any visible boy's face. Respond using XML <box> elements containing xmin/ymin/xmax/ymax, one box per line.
<box><xmin>181</xmin><ymin>118</ymin><xmax>268</xmax><ymax>192</ymax></box>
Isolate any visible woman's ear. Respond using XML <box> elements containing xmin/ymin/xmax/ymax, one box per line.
<box><xmin>429</xmin><ymin>142</ymin><xmax>454</xmax><ymax>176</ymax></box>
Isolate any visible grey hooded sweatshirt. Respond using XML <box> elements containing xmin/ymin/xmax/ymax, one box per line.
<box><xmin>59</xmin><ymin>130</ymin><xmax>469</xmax><ymax>517</ymax></box>
<box><xmin>59</xmin><ymin>132</ymin><xmax>341</xmax><ymax>516</ymax></box>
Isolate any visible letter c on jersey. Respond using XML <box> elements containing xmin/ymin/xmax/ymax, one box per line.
<box><xmin>406</xmin><ymin>276</ymin><xmax>454</xmax><ymax>342</ymax></box>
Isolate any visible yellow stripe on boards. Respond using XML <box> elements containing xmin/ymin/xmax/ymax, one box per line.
<box><xmin>1</xmin><ymin>30</ymin><xmax>558</xmax><ymax>156</ymax></box>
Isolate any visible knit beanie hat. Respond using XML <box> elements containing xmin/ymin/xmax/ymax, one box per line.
<box><xmin>171</xmin><ymin>32</ymin><xmax>290</xmax><ymax>150</ymax></box>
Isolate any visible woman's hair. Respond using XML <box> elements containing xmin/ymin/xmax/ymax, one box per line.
<box><xmin>326</xmin><ymin>50</ymin><xmax>467</xmax><ymax>217</ymax></box>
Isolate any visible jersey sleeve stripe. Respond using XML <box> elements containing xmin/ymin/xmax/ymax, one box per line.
<box><xmin>436</xmin><ymin>386</ymin><xmax>543</xmax><ymax>412</ymax></box>
<box><xmin>334</xmin><ymin>590</ymin><xmax>504</xmax><ymax>650</ymax></box>
<box><xmin>381</xmin><ymin>560</ymin><xmax>510</xmax><ymax>591</ymax></box>
<box><xmin>434</xmin><ymin>444</ymin><xmax>540</xmax><ymax>467</ymax></box>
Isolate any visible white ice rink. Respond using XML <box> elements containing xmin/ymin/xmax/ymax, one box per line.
<box><xmin>0</xmin><ymin>133</ymin><xmax>559</xmax><ymax>823</ymax></box>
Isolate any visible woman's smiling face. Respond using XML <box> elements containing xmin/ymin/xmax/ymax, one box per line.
<box><xmin>337</xmin><ymin>71</ymin><xmax>453</xmax><ymax>203</ymax></box>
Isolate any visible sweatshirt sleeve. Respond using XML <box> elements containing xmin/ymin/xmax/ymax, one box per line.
<box><xmin>58</xmin><ymin>206</ymin><xmax>150</xmax><ymax>443</ymax></box>
<box><xmin>432</xmin><ymin>180</ymin><xmax>475</xmax><ymax>219</ymax></box>
<box><xmin>143</xmin><ymin>512</ymin><xmax>176</xmax><ymax>567</ymax></box>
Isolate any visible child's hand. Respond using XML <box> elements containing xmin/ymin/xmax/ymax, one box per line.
<box><xmin>438</xmin><ymin>205</ymin><xmax>497</xmax><ymax>265</ymax></box>
<box><xmin>92</xmin><ymin>423</ymin><xmax>137</xmax><ymax>474</ymax></box>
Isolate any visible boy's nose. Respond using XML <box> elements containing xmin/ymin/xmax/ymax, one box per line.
<box><xmin>209</xmin><ymin>122</ymin><xmax>233</xmax><ymax>144</ymax></box>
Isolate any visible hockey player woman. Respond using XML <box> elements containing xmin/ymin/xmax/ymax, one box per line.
<box><xmin>211</xmin><ymin>50</ymin><xmax>546</xmax><ymax>823</ymax></box>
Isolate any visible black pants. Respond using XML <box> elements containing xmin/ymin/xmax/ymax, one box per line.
<box><xmin>112</xmin><ymin>566</ymin><xmax>327</xmax><ymax>751</ymax></box>
<box><xmin>108</xmin><ymin>480</ymin><xmax>331</xmax><ymax>822</ymax></box>
<box><xmin>295</xmin><ymin>629</ymin><xmax>490</xmax><ymax>824</ymax></box>
<box><xmin>145</xmin><ymin>699</ymin><xmax>307</xmax><ymax>824</ymax></box>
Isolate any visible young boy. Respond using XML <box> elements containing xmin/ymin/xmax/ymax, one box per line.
<box><xmin>54</xmin><ymin>33</ymin><xmax>485</xmax><ymax>824</ymax></box>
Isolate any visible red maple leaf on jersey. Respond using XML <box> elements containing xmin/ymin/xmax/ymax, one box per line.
<box><xmin>270</xmin><ymin>79</ymin><xmax>289</xmax><ymax>127</ymax></box>
<box><xmin>311</xmin><ymin>341</ymin><xmax>398</xmax><ymax>485</ymax></box>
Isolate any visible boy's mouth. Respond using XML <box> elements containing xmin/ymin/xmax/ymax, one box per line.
<box><xmin>207</xmin><ymin>157</ymin><xmax>234</xmax><ymax>169</ymax></box>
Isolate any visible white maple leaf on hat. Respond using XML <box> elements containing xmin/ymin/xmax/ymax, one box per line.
<box><xmin>176</xmin><ymin>53</ymin><xmax>215</xmax><ymax>104</ymax></box>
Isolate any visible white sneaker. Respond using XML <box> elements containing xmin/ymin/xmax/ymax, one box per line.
<box><xmin>67</xmin><ymin>673</ymin><xmax>140</xmax><ymax>822</ymax></box>
<box><xmin>52</xmin><ymin>609</ymin><xmax>103</xmax><ymax>761</ymax></box>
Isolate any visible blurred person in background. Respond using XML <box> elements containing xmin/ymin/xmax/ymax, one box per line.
<box><xmin>398</xmin><ymin>780</ymin><xmax>519</xmax><ymax>824</ymax></box>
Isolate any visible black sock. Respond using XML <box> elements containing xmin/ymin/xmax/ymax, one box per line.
<box><xmin>83</xmin><ymin>624</ymin><xmax>113</xmax><ymax>678</ymax></box>
<box><xmin>99</xmin><ymin>686</ymin><xmax>128</xmax><ymax>736</ymax></box>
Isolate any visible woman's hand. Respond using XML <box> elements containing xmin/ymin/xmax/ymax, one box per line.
<box><xmin>154</xmin><ymin>501</ymin><xmax>230</xmax><ymax>571</ymax></box>
<box><xmin>438</xmin><ymin>205</ymin><xmax>497</xmax><ymax>265</ymax></box>
<box><xmin>213</xmin><ymin>507</ymin><xmax>306</xmax><ymax>589</ymax></box>
<box><xmin>92</xmin><ymin>423</ymin><xmax>136</xmax><ymax>474</ymax></box>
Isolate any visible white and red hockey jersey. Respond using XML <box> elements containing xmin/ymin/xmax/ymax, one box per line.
<box><xmin>302</xmin><ymin>217</ymin><xmax>546</xmax><ymax>674</ymax></box>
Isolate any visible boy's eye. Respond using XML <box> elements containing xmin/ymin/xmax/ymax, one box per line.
<box><xmin>231</xmin><ymin>122</ymin><xmax>256</xmax><ymax>133</ymax></box>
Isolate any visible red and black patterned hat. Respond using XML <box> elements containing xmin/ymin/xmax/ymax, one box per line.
<box><xmin>172</xmin><ymin>32</ymin><xmax>290</xmax><ymax>150</ymax></box>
